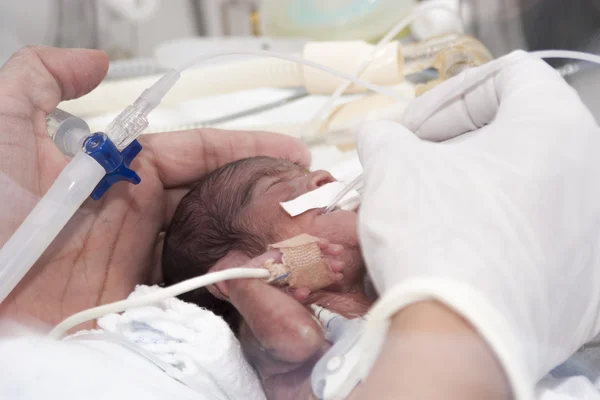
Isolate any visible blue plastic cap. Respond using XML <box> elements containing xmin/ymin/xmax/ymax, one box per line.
<box><xmin>84</xmin><ymin>133</ymin><xmax>142</xmax><ymax>200</ymax></box>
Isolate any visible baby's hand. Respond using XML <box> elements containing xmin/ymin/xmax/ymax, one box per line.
<box><xmin>263</xmin><ymin>234</ymin><xmax>346</xmax><ymax>300</ymax></box>
<box><xmin>291</xmin><ymin>238</ymin><xmax>345</xmax><ymax>301</ymax></box>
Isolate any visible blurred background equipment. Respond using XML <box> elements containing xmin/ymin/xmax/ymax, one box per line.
<box><xmin>260</xmin><ymin>0</ymin><xmax>416</xmax><ymax>41</ymax></box>
<box><xmin>1</xmin><ymin>0</ymin><xmax>599</xmax><ymax>123</ymax></box>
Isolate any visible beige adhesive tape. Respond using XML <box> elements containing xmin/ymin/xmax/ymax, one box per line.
<box><xmin>264</xmin><ymin>234</ymin><xmax>337</xmax><ymax>291</ymax></box>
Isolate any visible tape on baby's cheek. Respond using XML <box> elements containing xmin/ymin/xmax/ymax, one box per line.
<box><xmin>280</xmin><ymin>181</ymin><xmax>360</xmax><ymax>217</ymax></box>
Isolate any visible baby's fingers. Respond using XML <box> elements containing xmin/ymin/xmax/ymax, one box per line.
<box><xmin>318</xmin><ymin>238</ymin><xmax>344</xmax><ymax>256</ymax></box>
<box><xmin>291</xmin><ymin>287</ymin><xmax>312</xmax><ymax>302</ymax></box>
<box><xmin>326</xmin><ymin>257</ymin><xmax>344</xmax><ymax>273</ymax></box>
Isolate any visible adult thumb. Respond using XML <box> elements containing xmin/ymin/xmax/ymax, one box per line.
<box><xmin>0</xmin><ymin>46</ymin><xmax>109</xmax><ymax>114</ymax></box>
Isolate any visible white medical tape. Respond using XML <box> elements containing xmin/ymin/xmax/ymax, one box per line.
<box><xmin>280</xmin><ymin>182</ymin><xmax>360</xmax><ymax>217</ymax></box>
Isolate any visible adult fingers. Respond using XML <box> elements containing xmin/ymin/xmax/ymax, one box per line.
<box><xmin>141</xmin><ymin>128</ymin><xmax>311</xmax><ymax>190</ymax></box>
<box><xmin>0</xmin><ymin>46</ymin><xmax>108</xmax><ymax>116</ymax></box>
<box><xmin>227</xmin><ymin>277</ymin><xmax>324</xmax><ymax>364</ymax></box>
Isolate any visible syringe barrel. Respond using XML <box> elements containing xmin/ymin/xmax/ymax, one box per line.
<box><xmin>46</xmin><ymin>109</ymin><xmax>92</xmax><ymax>157</ymax></box>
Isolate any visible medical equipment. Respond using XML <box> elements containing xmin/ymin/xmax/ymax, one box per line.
<box><xmin>299</xmin><ymin>0</ymin><xmax>467</xmax><ymax>140</ymax></box>
<box><xmin>61</xmin><ymin>1</ymin><xmax>474</xmax><ymax>120</ymax></box>
<box><xmin>260</xmin><ymin>0</ymin><xmax>416</xmax><ymax>41</ymax></box>
<box><xmin>310</xmin><ymin>304</ymin><xmax>366</xmax><ymax>400</ymax></box>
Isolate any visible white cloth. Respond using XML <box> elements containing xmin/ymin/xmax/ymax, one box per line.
<box><xmin>0</xmin><ymin>331</ymin><xmax>209</xmax><ymax>399</ymax></box>
<box><xmin>356</xmin><ymin>51</ymin><xmax>600</xmax><ymax>399</ymax></box>
<box><xmin>84</xmin><ymin>284</ymin><xmax>266</xmax><ymax>400</ymax></box>
<box><xmin>0</xmin><ymin>285</ymin><xmax>266</xmax><ymax>400</ymax></box>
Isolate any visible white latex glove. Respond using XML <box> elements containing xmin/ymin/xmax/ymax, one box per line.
<box><xmin>356</xmin><ymin>50</ymin><xmax>600</xmax><ymax>399</ymax></box>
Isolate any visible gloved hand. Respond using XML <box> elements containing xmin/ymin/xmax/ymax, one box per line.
<box><xmin>356</xmin><ymin>50</ymin><xmax>600</xmax><ymax>398</ymax></box>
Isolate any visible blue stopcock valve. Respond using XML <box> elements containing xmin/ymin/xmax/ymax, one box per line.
<box><xmin>83</xmin><ymin>133</ymin><xmax>142</xmax><ymax>200</ymax></box>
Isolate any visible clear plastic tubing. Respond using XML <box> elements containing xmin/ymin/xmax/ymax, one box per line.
<box><xmin>407</xmin><ymin>50</ymin><xmax>600</xmax><ymax>134</ymax></box>
<box><xmin>0</xmin><ymin>152</ymin><xmax>106</xmax><ymax>304</ymax></box>
<box><xmin>300</xmin><ymin>0</ymin><xmax>463</xmax><ymax>139</ymax></box>
<box><xmin>324</xmin><ymin>174</ymin><xmax>364</xmax><ymax>214</ymax></box>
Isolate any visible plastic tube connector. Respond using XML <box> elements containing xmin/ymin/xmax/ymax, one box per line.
<box><xmin>104</xmin><ymin>69</ymin><xmax>181</xmax><ymax>151</ymax></box>
<box><xmin>83</xmin><ymin>133</ymin><xmax>142</xmax><ymax>200</ymax></box>
<box><xmin>47</xmin><ymin>108</ymin><xmax>92</xmax><ymax>157</ymax></box>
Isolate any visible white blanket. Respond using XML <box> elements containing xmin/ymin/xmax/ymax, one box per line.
<box><xmin>0</xmin><ymin>285</ymin><xmax>266</xmax><ymax>400</ymax></box>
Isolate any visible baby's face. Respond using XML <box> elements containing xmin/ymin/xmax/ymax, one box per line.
<box><xmin>243</xmin><ymin>159</ymin><xmax>364</xmax><ymax>289</ymax></box>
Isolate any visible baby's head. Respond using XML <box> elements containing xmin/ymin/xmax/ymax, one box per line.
<box><xmin>162</xmin><ymin>156</ymin><xmax>364</xmax><ymax>330</ymax></box>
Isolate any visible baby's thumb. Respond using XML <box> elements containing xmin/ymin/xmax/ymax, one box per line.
<box><xmin>355</xmin><ymin>120</ymin><xmax>421</xmax><ymax>170</ymax></box>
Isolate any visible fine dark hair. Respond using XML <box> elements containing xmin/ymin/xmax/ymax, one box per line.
<box><xmin>162</xmin><ymin>156</ymin><xmax>289</xmax><ymax>332</ymax></box>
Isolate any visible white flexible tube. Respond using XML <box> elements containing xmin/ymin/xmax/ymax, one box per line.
<box><xmin>175</xmin><ymin>50</ymin><xmax>409</xmax><ymax>102</ymax></box>
<box><xmin>0</xmin><ymin>152</ymin><xmax>106</xmax><ymax>304</ymax></box>
<box><xmin>406</xmin><ymin>50</ymin><xmax>600</xmax><ymax>134</ymax></box>
<box><xmin>300</xmin><ymin>0</ymin><xmax>464</xmax><ymax>139</ymax></box>
<box><xmin>532</xmin><ymin>50</ymin><xmax>600</xmax><ymax>65</ymax></box>
<box><xmin>63</xmin><ymin>59</ymin><xmax>303</xmax><ymax>117</ymax></box>
<box><xmin>49</xmin><ymin>267</ymin><xmax>270</xmax><ymax>339</ymax></box>
<box><xmin>62</xmin><ymin>54</ymin><xmax>403</xmax><ymax>117</ymax></box>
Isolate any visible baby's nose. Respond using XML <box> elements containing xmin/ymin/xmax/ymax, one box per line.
<box><xmin>306</xmin><ymin>170</ymin><xmax>336</xmax><ymax>191</ymax></box>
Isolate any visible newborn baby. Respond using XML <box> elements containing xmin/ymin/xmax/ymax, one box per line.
<box><xmin>162</xmin><ymin>156</ymin><xmax>373</xmax><ymax>398</ymax></box>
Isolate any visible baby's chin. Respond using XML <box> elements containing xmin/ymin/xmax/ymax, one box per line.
<box><xmin>314</xmin><ymin>209</ymin><xmax>359</xmax><ymax>246</ymax></box>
